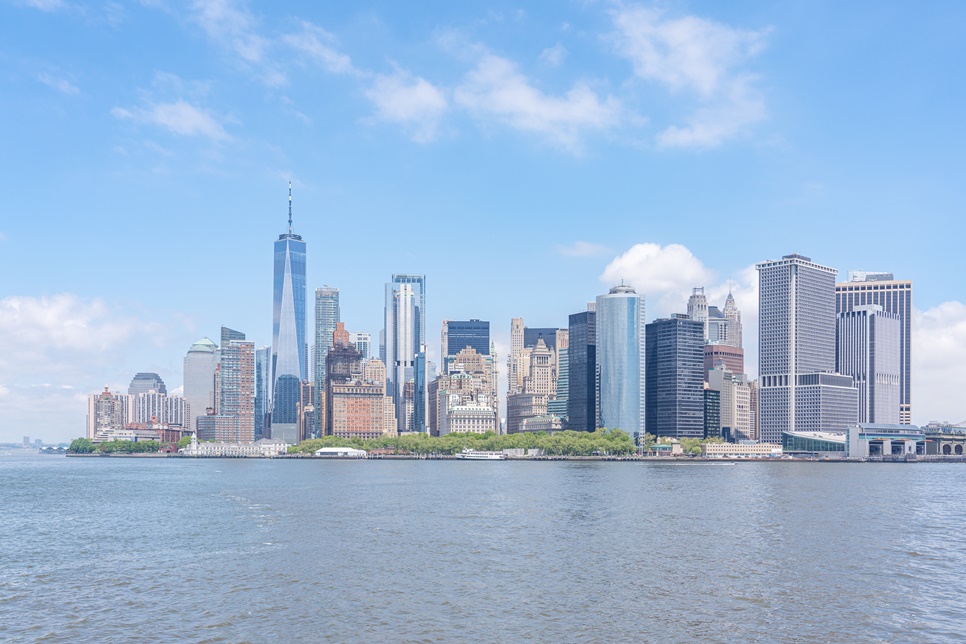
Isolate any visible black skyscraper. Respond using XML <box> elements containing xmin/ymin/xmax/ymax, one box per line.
<box><xmin>645</xmin><ymin>315</ymin><xmax>705</xmax><ymax>439</ymax></box>
<box><xmin>567</xmin><ymin>310</ymin><xmax>596</xmax><ymax>432</ymax></box>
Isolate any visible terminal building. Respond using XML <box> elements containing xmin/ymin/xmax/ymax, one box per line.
<box><xmin>782</xmin><ymin>424</ymin><xmax>926</xmax><ymax>458</ymax></box>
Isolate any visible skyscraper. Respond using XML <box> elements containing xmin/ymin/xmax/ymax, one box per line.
<box><xmin>271</xmin><ymin>184</ymin><xmax>307</xmax><ymax>444</ymax></box>
<box><xmin>567</xmin><ymin>308</ymin><xmax>596</xmax><ymax>432</ymax></box>
<box><xmin>183</xmin><ymin>337</ymin><xmax>218</xmax><ymax>432</ymax></box>
<box><xmin>383</xmin><ymin>274</ymin><xmax>426</xmax><ymax>433</ymax></box>
<box><xmin>254</xmin><ymin>346</ymin><xmax>271</xmax><ymax>439</ymax></box>
<box><xmin>687</xmin><ymin>288</ymin><xmax>709</xmax><ymax>340</ymax></box>
<box><xmin>349</xmin><ymin>332</ymin><xmax>371</xmax><ymax>360</ymax></box>
<box><xmin>508</xmin><ymin>317</ymin><xmax>524</xmax><ymax>396</ymax></box>
<box><xmin>441</xmin><ymin>319</ymin><xmax>490</xmax><ymax>358</ymax></box>
<box><xmin>836</xmin><ymin>305</ymin><xmax>901</xmax><ymax>424</ymax></box>
<box><xmin>220</xmin><ymin>339</ymin><xmax>256</xmax><ymax>441</ymax></box>
<box><xmin>128</xmin><ymin>372</ymin><xmax>166</xmax><ymax>396</ymax></box>
<box><xmin>313</xmin><ymin>286</ymin><xmax>340</xmax><ymax>438</ymax></box>
<box><xmin>220</xmin><ymin>326</ymin><xmax>245</xmax><ymax>348</ymax></box>
<box><xmin>723</xmin><ymin>291</ymin><xmax>742</xmax><ymax>348</ymax></box>
<box><xmin>596</xmin><ymin>284</ymin><xmax>646</xmax><ymax>439</ymax></box>
<box><xmin>645</xmin><ymin>315</ymin><xmax>705</xmax><ymax>439</ymax></box>
<box><xmin>757</xmin><ymin>253</ymin><xmax>857</xmax><ymax>443</ymax></box>
<box><xmin>835</xmin><ymin>272</ymin><xmax>912</xmax><ymax>424</ymax></box>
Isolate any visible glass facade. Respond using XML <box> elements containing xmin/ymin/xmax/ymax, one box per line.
<box><xmin>567</xmin><ymin>310</ymin><xmax>596</xmax><ymax>432</ymax></box>
<box><xmin>384</xmin><ymin>274</ymin><xmax>426</xmax><ymax>433</ymax></box>
<box><xmin>445</xmin><ymin>320</ymin><xmax>490</xmax><ymax>356</ymax></box>
<box><xmin>645</xmin><ymin>316</ymin><xmax>705</xmax><ymax>439</ymax></box>
<box><xmin>596</xmin><ymin>285</ymin><xmax>645</xmax><ymax>436</ymax></box>
<box><xmin>271</xmin><ymin>211</ymin><xmax>306</xmax><ymax>444</ymax></box>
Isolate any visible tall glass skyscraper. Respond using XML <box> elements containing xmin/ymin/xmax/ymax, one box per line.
<box><xmin>271</xmin><ymin>185</ymin><xmax>307</xmax><ymax>444</ymax></box>
<box><xmin>313</xmin><ymin>286</ymin><xmax>340</xmax><ymax>438</ymax></box>
<box><xmin>567</xmin><ymin>309</ymin><xmax>596</xmax><ymax>432</ymax></box>
<box><xmin>255</xmin><ymin>345</ymin><xmax>271</xmax><ymax>439</ymax></box>
<box><xmin>645</xmin><ymin>315</ymin><xmax>705</xmax><ymax>439</ymax></box>
<box><xmin>383</xmin><ymin>274</ymin><xmax>426</xmax><ymax>433</ymax></box>
<box><xmin>596</xmin><ymin>285</ymin><xmax>646</xmax><ymax>440</ymax></box>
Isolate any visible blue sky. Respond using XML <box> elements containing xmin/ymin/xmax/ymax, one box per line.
<box><xmin>1</xmin><ymin>0</ymin><xmax>964</xmax><ymax>442</ymax></box>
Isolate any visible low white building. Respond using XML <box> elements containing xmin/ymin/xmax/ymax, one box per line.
<box><xmin>180</xmin><ymin>435</ymin><xmax>290</xmax><ymax>457</ymax></box>
<box><xmin>314</xmin><ymin>446</ymin><xmax>368</xmax><ymax>458</ymax></box>
<box><xmin>702</xmin><ymin>442</ymin><xmax>783</xmax><ymax>458</ymax></box>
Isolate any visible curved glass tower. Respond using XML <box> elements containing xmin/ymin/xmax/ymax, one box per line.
<box><xmin>271</xmin><ymin>184</ymin><xmax>307</xmax><ymax>443</ymax></box>
<box><xmin>596</xmin><ymin>284</ymin><xmax>646</xmax><ymax>438</ymax></box>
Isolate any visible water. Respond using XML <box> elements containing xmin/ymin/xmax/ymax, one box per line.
<box><xmin>2</xmin><ymin>456</ymin><xmax>965</xmax><ymax>642</ymax></box>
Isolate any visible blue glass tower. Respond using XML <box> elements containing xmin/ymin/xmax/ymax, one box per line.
<box><xmin>596</xmin><ymin>284</ymin><xmax>646</xmax><ymax>441</ymax></box>
<box><xmin>271</xmin><ymin>184</ymin><xmax>307</xmax><ymax>444</ymax></box>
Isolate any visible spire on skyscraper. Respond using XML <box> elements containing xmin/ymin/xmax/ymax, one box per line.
<box><xmin>288</xmin><ymin>181</ymin><xmax>293</xmax><ymax>235</ymax></box>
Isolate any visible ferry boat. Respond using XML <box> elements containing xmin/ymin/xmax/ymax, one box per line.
<box><xmin>456</xmin><ymin>448</ymin><xmax>506</xmax><ymax>460</ymax></box>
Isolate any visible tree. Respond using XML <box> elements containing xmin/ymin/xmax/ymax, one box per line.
<box><xmin>177</xmin><ymin>435</ymin><xmax>193</xmax><ymax>449</ymax></box>
<box><xmin>68</xmin><ymin>438</ymin><xmax>95</xmax><ymax>454</ymax></box>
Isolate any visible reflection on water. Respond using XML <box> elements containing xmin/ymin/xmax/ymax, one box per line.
<box><xmin>2</xmin><ymin>456</ymin><xmax>964</xmax><ymax>641</ymax></box>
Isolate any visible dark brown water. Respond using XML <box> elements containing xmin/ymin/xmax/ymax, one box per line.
<box><xmin>2</xmin><ymin>456</ymin><xmax>964</xmax><ymax>642</ymax></box>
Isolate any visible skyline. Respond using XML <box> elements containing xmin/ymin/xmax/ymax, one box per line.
<box><xmin>1</xmin><ymin>1</ymin><xmax>965</xmax><ymax>442</ymax></box>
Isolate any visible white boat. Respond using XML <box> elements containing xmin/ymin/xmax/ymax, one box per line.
<box><xmin>456</xmin><ymin>449</ymin><xmax>506</xmax><ymax>460</ymax></box>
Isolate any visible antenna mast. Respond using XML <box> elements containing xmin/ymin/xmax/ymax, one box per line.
<box><xmin>287</xmin><ymin>181</ymin><xmax>293</xmax><ymax>235</ymax></box>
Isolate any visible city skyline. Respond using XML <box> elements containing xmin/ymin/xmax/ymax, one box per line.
<box><xmin>2</xmin><ymin>2</ymin><xmax>965</xmax><ymax>442</ymax></box>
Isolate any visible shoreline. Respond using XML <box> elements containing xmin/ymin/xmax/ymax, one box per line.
<box><xmin>63</xmin><ymin>453</ymin><xmax>966</xmax><ymax>464</ymax></box>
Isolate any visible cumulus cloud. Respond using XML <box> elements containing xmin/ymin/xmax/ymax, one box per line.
<box><xmin>112</xmin><ymin>100</ymin><xmax>232</xmax><ymax>141</ymax></box>
<box><xmin>609</xmin><ymin>5</ymin><xmax>770</xmax><ymax>147</ymax></box>
<box><xmin>913</xmin><ymin>302</ymin><xmax>966</xmax><ymax>425</ymax></box>
<box><xmin>557</xmin><ymin>241</ymin><xmax>612</xmax><ymax>258</ymax></box>
<box><xmin>364</xmin><ymin>67</ymin><xmax>448</xmax><ymax>142</ymax></box>
<box><xmin>282</xmin><ymin>20</ymin><xmax>356</xmax><ymax>75</ymax></box>
<box><xmin>455</xmin><ymin>53</ymin><xmax>621</xmax><ymax>151</ymax></box>
<box><xmin>38</xmin><ymin>72</ymin><xmax>79</xmax><ymax>95</ymax></box>
<box><xmin>600</xmin><ymin>243</ymin><xmax>713</xmax><ymax>308</ymax></box>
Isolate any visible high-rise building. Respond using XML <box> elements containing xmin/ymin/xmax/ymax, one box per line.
<box><xmin>836</xmin><ymin>272</ymin><xmax>913</xmax><ymax>424</ymax></box>
<box><xmin>183</xmin><ymin>337</ymin><xmax>218</xmax><ymax>432</ymax></box>
<box><xmin>313</xmin><ymin>286</ymin><xmax>340</xmax><ymax>438</ymax></box>
<box><xmin>508</xmin><ymin>317</ymin><xmax>524</xmax><ymax>396</ymax></box>
<box><xmin>133</xmin><ymin>392</ymin><xmax>188</xmax><ymax>427</ymax></box>
<box><xmin>836</xmin><ymin>305</ymin><xmax>901</xmax><ymax>424</ymax></box>
<box><xmin>687</xmin><ymin>288</ymin><xmax>709</xmax><ymax>340</ymax></box>
<box><xmin>220</xmin><ymin>326</ymin><xmax>245</xmax><ymax>347</ymax></box>
<box><xmin>547</xmin><ymin>329</ymin><xmax>569</xmax><ymax>418</ymax></box>
<box><xmin>723</xmin><ymin>292</ymin><xmax>742</xmax><ymax>348</ymax></box>
<box><xmin>596</xmin><ymin>284</ymin><xmax>646</xmax><ymax>439</ymax></box>
<box><xmin>524</xmin><ymin>327</ymin><xmax>557</xmax><ymax>350</ymax></box>
<box><xmin>567</xmin><ymin>309</ymin><xmax>597</xmax><ymax>432</ymax></box>
<box><xmin>433</xmin><ymin>347</ymin><xmax>499</xmax><ymax>436</ymax></box>
<box><xmin>349</xmin><ymin>332</ymin><xmax>371</xmax><ymax>360</ymax></box>
<box><xmin>128</xmin><ymin>372</ymin><xmax>166</xmax><ymax>396</ymax></box>
<box><xmin>441</xmin><ymin>319</ymin><xmax>490</xmax><ymax>359</ymax></box>
<box><xmin>757</xmin><ymin>253</ymin><xmax>857</xmax><ymax>442</ymax></box>
<box><xmin>645</xmin><ymin>315</ymin><xmax>705</xmax><ymax>439</ymax></box>
<box><xmin>703</xmin><ymin>344</ymin><xmax>745</xmax><ymax>381</ymax></box>
<box><xmin>325</xmin><ymin>322</ymin><xmax>364</xmax><ymax>435</ymax></box>
<box><xmin>254</xmin><ymin>346</ymin><xmax>271</xmax><ymax>439</ymax></box>
<box><xmin>704</xmin><ymin>387</ymin><xmax>721</xmax><ymax>439</ymax></box>
<box><xmin>708</xmin><ymin>365</ymin><xmax>753</xmax><ymax>441</ymax></box>
<box><xmin>86</xmin><ymin>387</ymin><xmax>132</xmax><ymax>439</ymax></box>
<box><xmin>383</xmin><ymin>274</ymin><xmax>426</xmax><ymax>433</ymax></box>
<box><xmin>271</xmin><ymin>184</ymin><xmax>307</xmax><ymax>445</ymax></box>
<box><xmin>220</xmin><ymin>339</ymin><xmax>255</xmax><ymax>442</ymax></box>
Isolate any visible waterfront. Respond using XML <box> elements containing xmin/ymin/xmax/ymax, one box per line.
<box><xmin>2</xmin><ymin>455</ymin><xmax>965</xmax><ymax>642</ymax></box>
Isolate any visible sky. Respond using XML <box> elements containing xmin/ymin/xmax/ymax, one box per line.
<box><xmin>1</xmin><ymin>0</ymin><xmax>965</xmax><ymax>443</ymax></box>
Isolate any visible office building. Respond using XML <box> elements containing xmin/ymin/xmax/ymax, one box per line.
<box><xmin>383</xmin><ymin>274</ymin><xmax>426</xmax><ymax>433</ymax></box>
<box><xmin>220</xmin><ymin>326</ymin><xmax>245</xmax><ymax>347</ymax></box>
<box><xmin>547</xmin><ymin>329</ymin><xmax>569</xmax><ymax>418</ymax></box>
<box><xmin>708</xmin><ymin>365</ymin><xmax>753</xmax><ymax>442</ymax></box>
<box><xmin>183</xmin><ymin>337</ymin><xmax>218</xmax><ymax>432</ymax></box>
<box><xmin>723</xmin><ymin>292</ymin><xmax>742</xmax><ymax>348</ymax></box>
<box><xmin>596</xmin><ymin>284</ymin><xmax>646</xmax><ymax>438</ymax></box>
<box><xmin>836</xmin><ymin>305</ymin><xmax>901</xmax><ymax>424</ymax></box>
<box><xmin>645</xmin><ymin>315</ymin><xmax>705</xmax><ymax>439</ymax></box>
<box><xmin>687</xmin><ymin>288</ymin><xmax>709</xmax><ymax>340</ymax></box>
<box><xmin>757</xmin><ymin>254</ymin><xmax>857</xmax><ymax>442</ymax></box>
<box><xmin>508</xmin><ymin>317</ymin><xmax>524</xmax><ymax>395</ymax></box>
<box><xmin>220</xmin><ymin>339</ymin><xmax>256</xmax><ymax>442</ymax></box>
<box><xmin>330</xmin><ymin>381</ymin><xmax>398</xmax><ymax>439</ymax></box>
<box><xmin>128</xmin><ymin>372</ymin><xmax>166</xmax><ymax>396</ymax></box>
<box><xmin>271</xmin><ymin>184</ymin><xmax>307</xmax><ymax>445</ymax></box>
<box><xmin>313</xmin><ymin>286</ymin><xmax>340</xmax><ymax>437</ymax></box>
<box><xmin>254</xmin><ymin>346</ymin><xmax>271</xmax><ymax>439</ymax></box>
<box><xmin>324</xmin><ymin>322</ymin><xmax>364</xmax><ymax>435</ymax></box>
<box><xmin>836</xmin><ymin>272</ymin><xmax>913</xmax><ymax>424</ymax></box>
<box><xmin>567</xmin><ymin>308</ymin><xmax>597</xmax><ymax>432</ymax></box>
<box><xmin>703</xmin><ymin>344</ymin><xmax>745</xmax><ymax>381</ymax></box>
<box><xmin>704</xmin><ymin>387</ymin><xmax>721</xmax><ymax>439</ymax></box>
<box><xmin>442</xmin><ymin>319</ymin><xmax>490</xmax><ymax>358</ymax></box>
<box><xmin>350</xmin><ymin>332</ymin><xmax>371</xmax><ymax>360</ymax></box>
<box><xmin>197</xmin><ymin>412</ymin><xmax>242</xmax><ymax>442</ymax></box>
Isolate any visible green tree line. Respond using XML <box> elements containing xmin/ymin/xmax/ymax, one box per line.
<box><xmin>68</xmin><ymin>438</ymin><xmax>161</xmax><ymax>454</ymax></box>
<box><xmin>291</xmin><ymin>428</ymin><xmax>637</xmax><ymax>456</ymax></box>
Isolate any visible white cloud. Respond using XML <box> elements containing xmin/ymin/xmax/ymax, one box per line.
<box><xmin>282</xmin><ymin>20</ymin><xmax>356</xmax><ymax>75</ymax></box>
<box><xmin>189</xmin><ymin>0</ymin><xmax>286</xmax><ymax>85</ymax></box>
<box><xmin>913</xmin><ymin>302</ymin><xmax>966</xmax><ymax>425</ymax></box>
<box><xmin>610</xmin><ymin>5</ymin><xmax>770</xmax><ymax>148</ymax></box>
<box><xmin>364</xmin><ymin>67</ymin><xmax>448</xmax><ymax>143</ymax></box>
<box><xmin>600</xmin><ymin>243</ymin><xmax>713</xmax><ymax>308</ymax></box>
<box><xmin>539</xmin><ymin>42</ymin><xmax>567</xmax><ymax>67</ymax></box>
<box><xmin>38</xmin><ymin>73</ymin><xmax>79</xmax><ymax>95</ymax></box>
<box><xmin>557</xmin><ymin>241</ymin><xmax>612</xmax><ymax>258</ymax></box>
<box><xmin>455</xmin><ymin>53</ymin><xmax>621</xmax><ymax>151</ymax></box>
<box><xmin>112</xmin><ymin>100</ymin><xmax>232</xmax><ymax>141</ymax></box>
